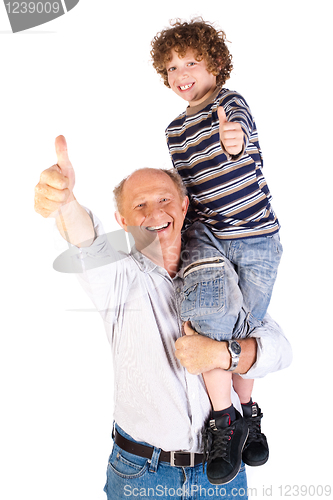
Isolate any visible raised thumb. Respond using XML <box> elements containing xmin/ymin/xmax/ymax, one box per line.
<box><xmin>217</xmin><ymin>105</ymin><xmax>228</xmax><ymax>124</ymax></box>
<box><xmin>55</xmin><ymin>135</ymin><xmax>75</xmax><ymax>191</ymax></box>
<box><xmin>183</xmin><ymin>321</ymin><xmax>198</xmax><ymax>336</ymax></box>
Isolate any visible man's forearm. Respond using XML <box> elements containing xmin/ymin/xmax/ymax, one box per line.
<box><xmin>197</xmin><ymin>336</ymin><xmax>257</xmax><ymax>374</ymax></box>
<box><xmin>56</xmin><ymin>197</ymin><xmax>95</xmax><ymax>248</ymax></box>
<box><xmin>175</xmin><ymin>317</ymin><xmax>292</xmax><ymax>378</ymax></box>
<box><xmin>175</xmin><ymin>331</ymin><xmax>257</xmax><ymax>376</ymax></box>
<box><xmin>204</xmin><ymin>317</ymin><xmax>292</xmax><ymax>378</ymax></box>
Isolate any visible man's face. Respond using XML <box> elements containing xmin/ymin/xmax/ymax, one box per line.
<box><xmin>116</xmin><ymin>169</ymin><xmax>189</xmax><ymax>258</ymax></box>
<box><xmin>166</xmin><ymin>49</ymin><xmax>217</xmax><ymax>107</ymax></box>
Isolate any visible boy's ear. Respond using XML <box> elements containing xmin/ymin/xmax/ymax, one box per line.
<box><xmin>215</xmin><ymin>58</ymin><xmax>223</xmax><ymax>73</ymax></box>
<box><xmin>115</xmin><ymin>211</ymin><xmax>129</xmax><ymax>232</ymax></box>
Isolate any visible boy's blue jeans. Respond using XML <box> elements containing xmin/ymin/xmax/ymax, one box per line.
<box><xmin>181</xmin><ymin>222</ymin><xmax>283</xmax><ymax>340</ymax></box>
<box><xmin>104</xmin><ymin>424</ymin><xmax>248</xmax><ymax>499</ymax></box>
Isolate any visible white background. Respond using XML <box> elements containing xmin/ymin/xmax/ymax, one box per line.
<box><xmin>1</xmin><ymin>1</ymin><xmax>332</xmax><ymax>499</ymax></box>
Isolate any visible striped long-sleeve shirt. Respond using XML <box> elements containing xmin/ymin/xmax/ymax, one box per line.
<box><xmin>166</xmin><ymin>87</ymin><xmax>280</xmax><ymax>239</ymax></box>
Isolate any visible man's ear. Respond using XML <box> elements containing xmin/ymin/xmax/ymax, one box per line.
<box><xmin>182</xmin><ymin>196</ymin><xmax>190</xmax><ymax>215</ymax></box>
<box><xmin>115</xmin><ymin>211</ymin><xmax>129</xmax><ymax>232</ymax></box>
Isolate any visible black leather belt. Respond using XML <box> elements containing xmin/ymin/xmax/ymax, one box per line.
<box><xmin>114</xmin><ymin>429</ymin><xmax>203</xmax><ymax>467</ymax></box>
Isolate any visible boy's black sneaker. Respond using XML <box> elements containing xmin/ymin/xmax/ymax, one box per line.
<box><xmin>202</xmin><ymin>409</ymin><xmax>248</xmax><ymax>485</ymax></box>
<box><xmin>242</xmin><ymin>402</ymin><xmax>269</xmax><ymax>466</ymax></box>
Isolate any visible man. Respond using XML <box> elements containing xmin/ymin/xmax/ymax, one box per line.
<box><xmin>34</xmin><ymin>136</ymin><xmax>292</xmax><ymax>499</ymax></box>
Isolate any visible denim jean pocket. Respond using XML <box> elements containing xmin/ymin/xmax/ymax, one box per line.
<box><xmin>108</xmin><ymin>445</ymin><xmax>149</xmax><ymax>479</ymax></box>
<box><xmin>181</xmin><ymin>258</ymin><xmax>225</xmax><ymax>319</ymax></box>
<box><xmin>267</xmin><ymin>233</ymin><xmax>283</xmax><ymax>256</ymax></box>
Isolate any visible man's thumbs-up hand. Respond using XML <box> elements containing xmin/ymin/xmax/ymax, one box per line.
<box><xmin>35</xmin><ymin>135</ymin><xmax>95</xmax><ymax>247</ymax></box>
<box><xmin>217</xmin><ymin>106</ymin><xmax>244</xmax><ymax>156</ymax></box>
<box><xmin>55</xmin><ymin>135</ymin><xmax>75</xmax><ymax>193</ymax></box>
<box><xmin>34</xmin><ymin>135</ymin><xmax>75</xmax><ymax>218</ymax></box>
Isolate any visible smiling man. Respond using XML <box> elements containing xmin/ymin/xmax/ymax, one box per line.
<box><xmin>34</xmin><ymin>136</ymin><xmax>292</xmax><ymax>500</ymax></box>
<box><xmin>113</xmin><ymin>167</ymin><xmax>189</xmax><ymax>277</ymax></box>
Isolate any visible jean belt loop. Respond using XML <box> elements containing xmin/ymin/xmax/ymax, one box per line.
<box><xmin>148</xmin><ymin>447</ymin><xmax>161</xmax><ymax>473</ymax></box>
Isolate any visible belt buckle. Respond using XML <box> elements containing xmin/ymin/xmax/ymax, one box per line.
<box><xmin>170</xmin><ymin>451</ymin><xmax>195</xmax><ymax>467</ymax></box>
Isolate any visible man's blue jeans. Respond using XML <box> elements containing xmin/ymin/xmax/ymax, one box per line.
<box><xmin>104</xmin><ymin>424</ymin><xmax>248</xmax><ymax>499</ymax></box>
<box><xmin>181</xmin><ymin>222</ymin><xmax>283</xmax><ymax>339</ymax></box>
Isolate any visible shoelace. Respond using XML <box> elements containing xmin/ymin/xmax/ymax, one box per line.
<box><xmin>246</xmin><ymin>413</ymin><xmax>265</xmax><ymax>444</ymax></box>
<box><xmin>202</xmin><ymin>424</ymin><xmax>235</xmax><ymax>470</ymax></box>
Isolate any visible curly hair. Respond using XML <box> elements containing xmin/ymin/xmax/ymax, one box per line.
<box><xmin>150</xmin><ymin>17</ymin><xmax>233</xmax><ymax>88</ymax></box>
<box><xmin>113</xmin><ymin>168</ymin><xmax>187</xmax><ymax>215</ymax></box>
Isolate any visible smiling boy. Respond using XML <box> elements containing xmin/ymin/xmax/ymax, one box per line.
<box><xmin>151</xmin><ymin>18</ymin><xmax>283</xmax><ymax>485</ymax></box>
<box><xmin>167</xmin><ymin>49</ymin><xmax>217</xmax><ymax>106</ymax></box>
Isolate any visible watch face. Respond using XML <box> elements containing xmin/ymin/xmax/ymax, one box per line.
<box><xmin>231</xmin><ymin>341</ymin><xmax>241</xmax><ymax>355</ymax></box>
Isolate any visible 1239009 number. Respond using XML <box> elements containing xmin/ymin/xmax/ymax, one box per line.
<box><xmin>278</xmin><ymin>485</ymin><xmax>331</xmax><ymax>496</ymax></box>
<box><xmin>5</xmin><ymin>2</ymin><xmax>61</xmax><ymax>14</ymax></box>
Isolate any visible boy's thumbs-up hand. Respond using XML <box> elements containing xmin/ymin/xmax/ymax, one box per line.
<box><xmin>34</xmin><ymin>135</ymin><xmax>76</xmax><ymax>218</ymax></box>
<box><xmin>217</xmin><ymin>106</ymin><xmax>244</xmax><ymax>156</ymax></box>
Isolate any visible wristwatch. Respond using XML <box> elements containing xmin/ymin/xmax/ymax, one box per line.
<box><xmin>227</xmin><ymin>340</ymin><xmax>241</xmax><ymax>371</ymax></box>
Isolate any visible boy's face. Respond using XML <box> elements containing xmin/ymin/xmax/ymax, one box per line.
<box><xmin>166</xmin><ymin>49</ymin><xmax>217</xmax><ymax>107</ymax></box>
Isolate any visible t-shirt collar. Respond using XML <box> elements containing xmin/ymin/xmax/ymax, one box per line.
<box><xmin>186</xmin><ymin>86</ymin><xmax>222</xmax><ymax>116</ymax></box>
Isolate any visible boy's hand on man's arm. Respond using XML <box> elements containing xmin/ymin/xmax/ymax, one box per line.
<box><xmin>34</xmin><ymin>136</ymin><xmax>95</xmax><ymax>247</ymax></box>
<box><xmin>218</xmin><ymin>106</ymin><xmax>244</xmax><ymax>156</ymax></box>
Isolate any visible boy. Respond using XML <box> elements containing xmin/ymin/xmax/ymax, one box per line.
<box><xmin>151</xmin><ymin>18</ymin><xmax>283</xmax><ymax>485</ymax></box>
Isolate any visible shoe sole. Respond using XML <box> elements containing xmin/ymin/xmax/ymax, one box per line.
<box><xmin>243</xmin><ymin>453</ymin><xmax>269</xmax><ymax>467</ymax></box>
<box><xmin>207</xmin><ymin>426</ymin><xmax>249</xmax><ymax>485</ymax></box>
